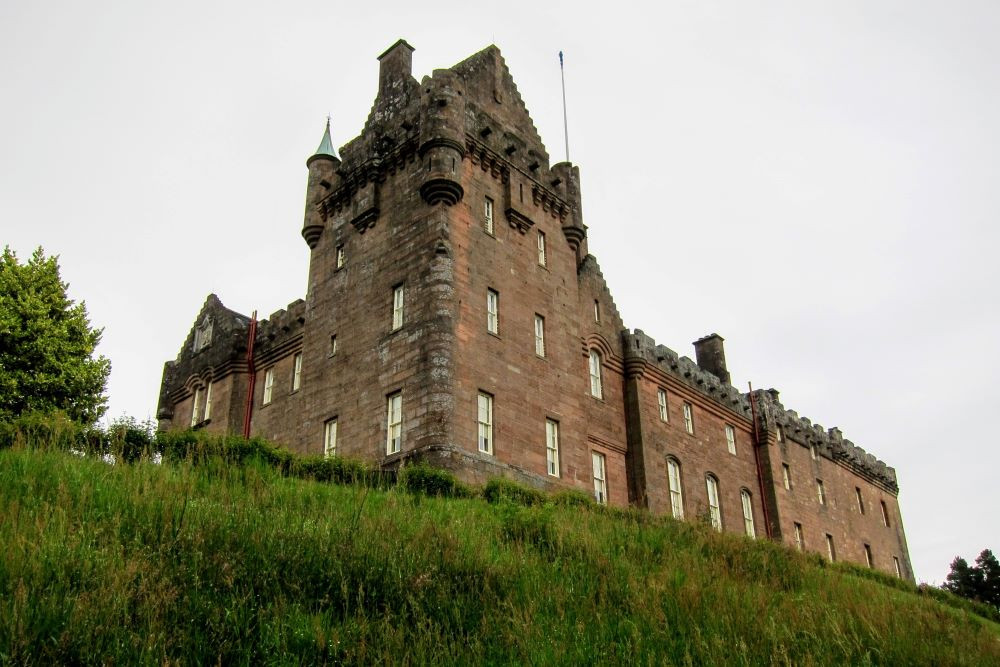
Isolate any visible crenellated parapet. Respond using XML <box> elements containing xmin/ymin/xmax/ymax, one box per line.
<box><xmin>622</xmin><ymin>329</ymin><xmax>753</xmax><ymax>419</ymax></box>
<box><xmin>750</xmin><ymin>389</ymin><xmax>898</xmax><ymax>493</ymax></box>
<box><xmin>253</xmin><ymin>299</ymin><xmax>306</xmax><ymax>365</ymax></box>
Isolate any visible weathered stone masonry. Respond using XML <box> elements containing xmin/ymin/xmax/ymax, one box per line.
<box><xmin>157</xmin><ymin>39</ymin><xmax>912</xmax><ymax>580</ymax></box>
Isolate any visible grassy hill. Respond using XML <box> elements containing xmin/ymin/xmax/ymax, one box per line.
<box><xmin>1</xmin><ymin>428</ymin><xmax>998</xmax><ymax>664</ymax></box>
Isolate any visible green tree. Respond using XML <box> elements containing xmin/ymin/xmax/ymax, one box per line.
<box><xmin>944</xmin><ymin>549</ymin><xmax>1000</xmax><ymax>611</ymax></box>
<box><xmin>944</xmin><ymin>557</ymin><xmax>980</xmax><ymax>601</ymax></box>
<box><xmin>974</xmin><ymin>549</ymin><xmax>1000</xmax><ymax>609</ymax></box>
<box><xmin>0</xmin><ymin>246</ymin><xmax>110</xmax><ymax>424</ymax></box>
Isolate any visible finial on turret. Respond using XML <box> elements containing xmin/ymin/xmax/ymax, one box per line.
<box><xmin>307</xmin><ymin>117</ymin><xmax>339</xmax><ymax>167</ymax></box>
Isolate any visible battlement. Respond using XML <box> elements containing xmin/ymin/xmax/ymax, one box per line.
<box><xmin>623</xmin><ymin>329</ymin><xmax>752</xmax><ymax>419</ymax></box>
<box><xmin>750</xmin><ymin>390</ymin><xmax>898</xmax><ymax>492</ymax></box>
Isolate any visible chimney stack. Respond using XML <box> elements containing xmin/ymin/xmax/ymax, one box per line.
<box><xmin>693</xmin><ymin>333</ymin><xmax>731</xmax><ymax>385</ymax></box>
<box><xmin>378</xmin><ymin>39</ymin><xmax>415</xmax><ymax>98</ymax></box>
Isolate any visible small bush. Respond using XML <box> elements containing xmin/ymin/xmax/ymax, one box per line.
<box><xmin>552</xmin><ymin>488</ymin><xmax>596</xmax><ymax>508</ymax></box>
<box><xmin>0</xmin><ymin>410</ymin><xmax>82</xmax><ymax>452</ymax></box>
<box><xmin>292</xmin><ymin>455</ymin><xmax>368</xmax><ymax>485</ymax></box>
<box><xmin>399</xmin><ymin>462</ymin><xmax>473</xmax><ymax>498</ymax></box>
<box><xmin>483</xmin><ymin>477</ymin><xmax>546</xmax><ymax>507</ymax></box>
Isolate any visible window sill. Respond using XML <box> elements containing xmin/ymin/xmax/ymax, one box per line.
<box><xmin>487</xmin><ymin>331</ymin><xmax>501</xmax><ymax>339</ymax></box>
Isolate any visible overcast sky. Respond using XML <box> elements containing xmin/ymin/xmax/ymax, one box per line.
<box><xmin>2</xmin><ymin>0</ymin><xmax>998</xmax><ymax>584</ymax></box>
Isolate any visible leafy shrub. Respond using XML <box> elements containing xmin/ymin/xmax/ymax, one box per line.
<box><xmin>292</xmin><ymin>455</ymin><xmax>368</xmax><ymax>485</ymax></box>
<box><xmin>483</xmin><ymin>477</ymin><xmax>546</xmax><ymax>507</ymax></box>
<box><xmin>552</xmin><ymin>488</ymin><xmax>596</xmax><ymax>508</ymax></box>
<box><xmin>0</xmin><ymin>410</ymin><xmax>82</xmax><ymax>452</ymax></box>
<box><xmin>106</xmin><ymin>416</ymin><xmax>156</xmax><ymax>463</ymax></box>
<box><xmin>399</xmin><ymin>461</ymin><xmax>474</xmax><ymax>498</ymax></box>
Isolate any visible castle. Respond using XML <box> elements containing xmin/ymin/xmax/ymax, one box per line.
<box><xmin>157</xmin><ymin>39</ymin><xmax>912</xmax><ymax>580</ymax></box>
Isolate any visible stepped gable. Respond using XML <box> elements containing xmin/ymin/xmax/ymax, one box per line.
<box><xmin>253</xmin><ymin>299</ymin><xmax>306</xmax><ymax>364</ymax></box>
<box><xmin>622</xmin><ymin>329</ymin><xmax>753</xmax><ymax>418</ymax></box>
<box><xmin>157</xmin><ymin>294</ymin><xmax>250</xmax><ymax>420</ymax></box>
<box><xmin>579</xmin><ymin>254</ymin><xmax>624</xmax><ymax>324</ymax></box>
<box><xmin>751</xmin><ymin>389</ymin><xmax>898</xmax><ymax>492</ymax></box>
<box><xmin>450</xmin><ymin>45</ymin><xmax>550</xmax><ymax>168</ymax></box>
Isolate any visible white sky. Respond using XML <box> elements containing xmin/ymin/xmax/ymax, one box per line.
<box><xmin>2</xmin><ymin>0</ymin><xmax>998</xmax><ymax>584</ymax></box>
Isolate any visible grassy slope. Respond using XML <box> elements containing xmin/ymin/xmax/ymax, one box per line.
<box><xmin>1</xmin><ymin>448</ymin><xmax>998</xmax><ymax>665</ymax></box>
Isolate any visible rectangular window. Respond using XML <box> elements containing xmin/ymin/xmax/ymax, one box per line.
<box><xmin>592</xmin><ymin>451</ymin><xmax>607</xmax><ymax>504</ymax></box>
<box><xmin>776</xmin><ymin>425</ymin><xmax>784</xmax><ymax>442</ymax></box>
<box><xmin>263</xmin><ymin>368</ymin><xmax>274</xmax><ymax>405</ymax></box>
<box><xmin>324</xmin><ymin>419</ymin><xmax>338</xmax><ymax>458</ymax></box>
<box><xmin>292</xmin><ymin>353</ymin><xmax>302</xmax><ymax>391</ymax></box>
<box><xmin>880</xmin><ymin>500</ymin><xmax>890</xmax><ymax>527</ymax></box>
<box><xmin>534</xmin><ymin>314</ymin><xmax>545</xmax><ymax>357</ymax></box>
<box><xmin>817</xmin><ymin>479</ymin><xmax>826</xmax><ymax>505</ymax></box>
<box><xmin>893</xmin><ymin>556</ymin><xmax>901</xmax><ymax>578</ymax></box>
<box><xmin>545</xmin><ymin>419</ymin><xmax>560</xmax><ymax>477</ymax></box>
<box><xmin>386</xmin><ymin>392</ymin><xmax>402</xmax><ymax>454</ymax></box>
<box><xmin>810</xmin><ymin>444</ymin><xmax>817</xmax><ymax>460</ymax></box>
<box><xmin>487</xmin><ymin>289</ymin><xmax>499</xmax><ymax>334</ymax></box>
<box><xmin>336</xmin><ymin>244</ymin><xmax>346</xmax><ymax>269</ymax></box>
<box><xmin>594</xmin><ymin>299</ymin><xmax>600</xmax><ymax>323</ymax></box>
<box><xmin>329</xmin><ymin>334</ymin><xmax>338</xmax><ymax>356</ymax></box>
<box><xmin>864</xmin><ymin>543</ymin><xmax>873</xmax><ymax>568</ymax></box>
<box><xmin>477</xmin><ymin>392</ymin><xmax>493</xmax><ymax>454</ymax></box>
<box><xmin>204</xmin><ymin>382</ymin><xmax>212</xmax><ymax>421</ymax></box>
<box><xmin>191</xmin><ymin>387</ymin><xmax>203</xmax><ymax>426</ymax></box>
<box><xmin>741</xmin><ymin>489</ymin><xmax>755</xmax><ymax>538</ymax></box>
<box><xmin>484</xmin><ymin>196</ymin><xmax>494</xmax><ymax>234</ymax></box>
<box><xmin>683</xmin><ymin>403</ymin><xmax>694</xmax><ymax>434</ymax></box>
<box><xmin>392</xmin><ymin>284</ymin><xmax>405</xmax><ymax>331</ymax></box>
<box><xmin>725</xmin><ymin>424</ymin><xmax>736</xmax><ymax>455</ymax></box>
<box><xmin>782</xmin><ymin>463</ymin><xmax>791</xmax><ymax>490</ymax></box>
<box><xmin>667</xmin><ymin>458</ymin><xmax>684</xmax><ymax>519</ymax></box>
<box><xmin>588</xmin><ymin>350</ymin><xmax>603</xmax><ymax>399</ymax></box>
<box><xmin>856</xmin><ymin>487</ymin><xmax>865</xmax><ymax>514</ymax></box>
<box><xmin>657</xmin><ymin>389</ymin><xmax>668</xmax><ymax>422</ymax></box>
<box><xmin>794</xmin><ymin>522</ymin><xmax>804</xmax><ymax>551</ymax></box>
<box><xmin>537</xmin><ymin>231</ymin><xmax>546</xmax><ymax>266</ymax></box>
<box><xmin>706</xmin><ymin>476</ymin><xmax>722</xmax><ymax>531</ymax></box>
<box><xmin>826</xmin><ymin>534</ymin><xmax>836</xmax><ymax>561</ymax></box>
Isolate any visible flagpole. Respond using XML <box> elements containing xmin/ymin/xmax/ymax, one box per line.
<box><xmin>559</xmin><ymin>51</ymin><xmax>570</xmax><ymax>163</ymax></box>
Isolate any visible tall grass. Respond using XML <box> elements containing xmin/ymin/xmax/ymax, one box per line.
<box><xmin>1</xmin><ymin>445</ymin><xmax>998</xmax><ymax>664</ymax></box>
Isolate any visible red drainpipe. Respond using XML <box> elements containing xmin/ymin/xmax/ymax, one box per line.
<box><xmin>748</xmin><ymin>382</ymin><xmax>773</xmax><ymax>539</ymax></box>
<box><xmin>242</xmin><ymin>311</ymin><xmax>258</xmax><ymax>439</ymax></box>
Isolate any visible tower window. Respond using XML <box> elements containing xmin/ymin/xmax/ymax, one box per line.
<box><xmin>864</xmin><ymin>543</ymin><xmax>873</xmax><ymax>568</ymax></box>
<box><xmin>683</xmin><ymin>403</ymin><xmax>694</xmax><ymax>434</ymax></box>
<box><xmin>856</xmin><ymin>487</ymin><xmax>865</xmax><ymax>515</ymax></box>
<box><xmin>477</xmin><ymin>392</ymin><xmax>493</xmax><ymax>455</ymax></box>
<box><xmin>880</xmin><ymin>500</ymin><xmax>891</xmax><ymax>527</ymax></box>
<box><xmin>893</xmin><ymin>556</ymin><xmax>901</xmax><ymax>578</ymax></box>
<box><xmin>487</xmin><ymin>289</ymin><xmax>499</xmax><ymax>334</ymax></box>
<box><xmin>263</xmin><ymin>368</ymin><xmax>274</xmax><ymax>405</ymax></box>
<box><xmin>810</xmin><ymin>443</ymin><xmax>817</xmax><ymax>460</ymax></box>
<box><xmin>336</xmin><ymin>244</ymin><xmax>346</xmax><ymax>269</ymax></box>
<box><xmin>776</xmin><ymin>425</ymin><xmax>784</xmax><ymax>442</ymax></box>
<box><xmin>329</xmin><ymin>334</ymin><xmax>338</xmax><ymax>357</ymax></box>
<box><xmin>725</xmin><ymin>424</ymin><xmax>737</xmax><ymax>455</ymax></box>
<box><xmin>657</xmin><ymin>389</ymin><xmax>668</xmax><ymax>422</ymax></box>
<box><xmin>588</xmin><ymin>350</ymin><xmax>603</xmax><ymax>399</ymax></box>
<box><xmin>484</xmin><ymin>197</ymin><xmax>494</xmax><ymax>235</ymax></box>
<box><xmin>592</xmin><ymin>451</ymin><xmax>607</xmax><ymax>504</ymax></box>
<box><xmin>667</xmin><ymin>457</ymin><xmax>684</xmax><ymax>519</ymax></box>
<box><xmin>594</xmin><ymin>299</ymin><xmax>600</xmax><ymax>323</ymax></box>
<box><xmin>816</xmin><ymin>479</ymin><xmax>826</xmax><ymax>505</ymax></box>
<box><xmin>534</xmin><ymin>314</ymin><xmax>545</xmax><ymax>357</ymax></box>
<box><xmin>741</xmin><ymin>489</ymin><xmax>755</xmax><ymax>538</ymax></box>
<box><xmin>324</xmin><ymin>418</ymin><xmax>338</xmax><ymax>458</ymax></box>
<box><xmin>392</xmin><ymin>284</ymin><xmax>405</xmax><ymax>331</ymax></box>
<box><xmin>537</xmin><ymin>231</ymin><xmax>547</xmax><ymax>266</ymax></box>
<box><xmin>386</xmin><ymin>392</ymin><xmax>402</xmax><ymax>454</ymax></box>
<box><xmin>545</xmin><ymin>419</ymin><xmax>560</xmax><ymax>477</ymax></box>
<box><xmin>191</xmin><ymin>387</ymin><xmax>203</xmax><ymax>426</ymax></box>
<box><xmin>826</xmin><ymin>534</ymin><xmax>836</xmax><ymax>561</ymax></box>
<box><xmin>706</xmin><ymin>474</ymin><xmax>722</xmax><ymax>531</ymax></box>
<box><xmin>292</xmin><ymin>353</ymin><xmax>302</xmax><ymax>392</ymax></box>
<box><xmin>794</xmin><ymin>522</ymin><xmax>804</xmax><ymax>551</ymax></box>
<box><xmin>204</xmin><ymin>382</ymin><xmax>213</xmax><ymax>421</ymax></box>
<box><xmin>782</xmin><ymin>463</ymin><xmax>791</xmax><ymax>490</ymax></box>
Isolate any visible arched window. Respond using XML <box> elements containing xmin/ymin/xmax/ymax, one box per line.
<box><xmin>588</xmin><ymin>350</ymin><xmax>603</xmax><ymax>399</ymax></box>
<box><xmin>706</xmin><ymin>474</ymin><xmax>722</xmax><ymax>531</ymax></box>
<box><xmin>667</xmin><ymin>457</ymin><xmax>684</xmax><ymax>519</ymax></box>
<box><xmin>740</xmin><ymin>488</ymin><xmax>755</xmax><ymax>538</ymax></box>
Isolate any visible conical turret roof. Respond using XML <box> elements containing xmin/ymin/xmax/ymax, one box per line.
<box><xmin>307</xmin><ymin>117</ymin><xmax>339</xmax><ymax>166</ymax></box>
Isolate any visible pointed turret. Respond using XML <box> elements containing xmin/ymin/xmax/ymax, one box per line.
<box><xmin>303</xmin><ymin>119</ymin><xmax>342</xmax><ymax>249</ymax></box>
<box><xmin>306</xmin><ymin>117</ymin><xmax>340</xmax><ymax>167</ymax></box>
